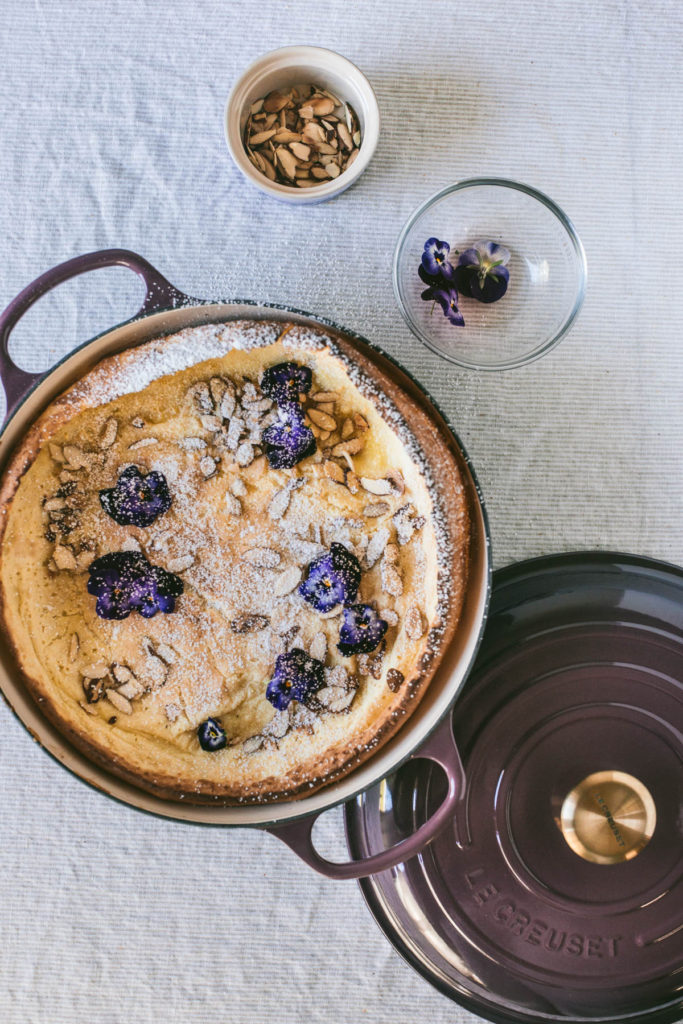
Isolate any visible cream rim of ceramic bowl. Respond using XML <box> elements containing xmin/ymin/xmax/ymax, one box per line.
<box><xmin>224</xmin><ymin>45</ymin><xmax>380</xmax><ymax>204</ymax></box>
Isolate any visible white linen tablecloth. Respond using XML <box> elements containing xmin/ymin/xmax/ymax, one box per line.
<box><xmin>1</xmin><ymin>2</ymin><xmax>681</xmax><ymax>1022</ymax></box>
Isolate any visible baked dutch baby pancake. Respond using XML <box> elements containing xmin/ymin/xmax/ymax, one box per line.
<box><xmin>0</xmin><ymin>320</ymin><xmax>469</xmax><ymax>803</ymax></box>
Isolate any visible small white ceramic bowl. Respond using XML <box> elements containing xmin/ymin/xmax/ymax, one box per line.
<box><xmin>225</xmin><ymin>45</ymin><xmax>380</xmax><ymax>204</ymax></box>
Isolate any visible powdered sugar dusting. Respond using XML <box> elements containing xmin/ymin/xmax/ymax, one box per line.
<box><xmin>70</xmin><ymin>321</ymin><xmax>283</xmax><ymax>407</ymax></box>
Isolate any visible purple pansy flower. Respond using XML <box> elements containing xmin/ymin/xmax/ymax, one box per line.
<box><xmin>262</xmin><ymin>404</ymin><xmax>316</xmax><ymax>469</ymax></box>
<box><xmin>298</xmin><ymin>542</ymin><xmax>361</xmax><ymax>613</ymax></box>
<box><xmin>260</xmin><ymin>361</ymin><xmax>312</xmax><ymax>406</ymax></box>
<box><xmin>197</xmin><ymin>717</ymin><xmax>228</xmax><ymax>752</ymax></box>
<box><xmin>433</xmin><ymin>286</ymin><xmax>465</xmax><ymax>326</ymax></box>
<box><xmin>266</xmin><ymin>649</ymin><xmax>325</xmax><ymax>710</ymax></box>
<box><xmin>87</xmin><ymin>551</ymin><xmax>183</xmax><ymax>620</ymax></box>
<box><xmin>337</xmin><ymin>604</ymin><xmax>388</xmax><ymax>656</ymax></box>
<box><xmin>421</xmin><ymin>237</ymin><xmax>456</xmax><ymax>283</ymax></box>
<box><xmin>99</xmin><ymin>466</ymin><xmax>172</xmax><ymax>528</ymax></box>
<box><xmin>455</xmin><ymin>240</ymin><xmax>510</xmax><ymax>303</ymax></box>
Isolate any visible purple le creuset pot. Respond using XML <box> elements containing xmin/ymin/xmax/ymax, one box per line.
<box><xmin>0</xmin><ymin>248</ymin><xmax>490</xmax><ymax>881</ymax></box>
<box><xmin>346</xmin><ymin>551</ymin><xmax>683</xmax><ymax>1023</ymax></box>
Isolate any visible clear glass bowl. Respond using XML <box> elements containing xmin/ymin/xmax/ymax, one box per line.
<box><xmin>393</xmin><ymin>178</ymin><xmax>587</xmax><ymax>371</ymax></box>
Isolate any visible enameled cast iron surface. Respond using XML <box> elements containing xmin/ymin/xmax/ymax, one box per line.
<box><xmin>0</xmin><ymin>250</ymin><xmax>489</xmax><ymax>877</ymax></box>
<box><xmin>348</xmin><ymin>552</ymin><xmax>683</xmax><ymax>1022</ymax></box>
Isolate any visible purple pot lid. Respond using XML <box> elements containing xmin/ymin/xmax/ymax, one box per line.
<box><xmin>346</xmin><ymin>552</ymin><xmax>683</xmax><ymax>1023</ymax></box>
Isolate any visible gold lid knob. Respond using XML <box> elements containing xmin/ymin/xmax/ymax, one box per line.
<box><xmin>558</xmin><ymin>771</ymin><xmax>656</xmax><ymax>865</ymax></box>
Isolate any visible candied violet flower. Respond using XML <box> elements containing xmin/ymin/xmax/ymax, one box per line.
<box><xmin>197</xmin><ymin>717</ymin><xmax>228</xmax><ymax>752</ymax></box>
<box><xmin>260</xmin><ymin>361</ymin><xmax>312</xmax><ymax>405</ymax></box>
<box><xmin>87</xmin><ymin>551</ymin><xmax>183</xmax><ymax>620</ymax></box>
<box><xmin>99</xmin><ymin>466</ymin><xmax>171</xmax><ymax>528</ymax></box>
<box><xmin>337</xmin><ymin>604</ymin><xmax>388</xmax><ymax>656</ymax></box>
<box><xmin>421</xmin><ymin>237</ymin><xmax>456</xmax><ymax>283</ymax></box>
<box><xmin>454</xmin><ymin>240</ymin><xmax>510</xmax><ymax>303</ymax></box>
<box><xmin>433</xmin><ymin>287</ymin><xmax>465</xmax><ymax>327</ymax></box>
<box><xmin>266</xmin><ymin>649</ymin><xmax>324</xmax><ymax>711</ymax></box>
<box><xmin>262</xmin><ymin>404</ymin><xmax>316</xmax><ymax>469</ymax></box>
<box><xmin>298</xmin><ymin>542</ymin><xmax>361</xmax><ymax>613</ymax></box>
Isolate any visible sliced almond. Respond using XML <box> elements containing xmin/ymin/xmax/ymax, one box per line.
<box><xmin>106</xmin><ymin>690</ymin><xmax>133</xmax><ymax>715</ymax></box>
<box><xmin>273</xmin><ymin>565</ymin><xmax>302</xmax><ymax>597</ymax></box>
<box><xmin>165</xmin><ymin>703</ymin><xmax>182</xmax><ymax>723</ymax></box>
<box><xmin>404</xmin><ymin>605</ymin><xmax>425</xmax><ymax>641</ymax></box>
<box><xmin>78</xmin><ymin>700</ymin><xmax>98</xmax><ymax>716</ymax></box>
<box><xmin>386</xmin><ymin>668</ymin><xmax>405</xmax><ymax>693</ymax></box>
<box><xmin>249</xmin><ymin>128</ymin><xmax>277</xmax><ymax>146</ymax></box>
<box><xmin>112</xmin><ymin>664</ymin><xmax>134</xmax><ymax>684</ymax></box>
<box><xmin>365</xmin><ymin>527</ymin><xmax>390</xmax><ymax>569</ymax></box>
<box><xmin>309</xmin><ymin>631</ymin><xmax>327</xmax><ymax>662</ymax></box>
<box><xmin>341</xmin><ymin>418</ymin><xmax>354</xmax><ymax>440</ymax></box>
<box><xmin>275</xmin><ymin>145</ymin><xmax>298</xmax><ymax>180</ymax></box>
<box><xmin>209</xmin><ymin>377</ymin><xmax>227</xmax><ymax>406</ymax></box>
<box><xmin>272</xmin><ymin>129</ymin><xmax>301</xmax><ymax>144</ymax></box>
<box><xmin>178</xmin><ymin>436</ymin><xmax>207</xmax><ymax>451</ymax></box>
<box><xmin>100</xmin><ymin>417</ymin><xmax>118</xmax><ymax>449</ymax></box>
<box><xmin>68</xmin><ymin>633</ymin><xmax>79</xmax><ymax>663</ymax></box>
<box><xmin>117</xmin><ymin>680</ymin><xmax>144</xmax><ymax>700</ymax></box>
<box><xmin>384</xmin><ymin>543</ymin><xmax>399</xmax><ymax>565</ymax></box>
<box><xmin>311</xmin><ymin>165</ymin><xmax>331</xmax><ymax>179</ymax></box>
<box><xmin>354</xmin><ymin>413</ymin><xmax>369</xmax><ymax>432</ymax></box>
<box><xmin>243</xmin><ymin>547</ymin><xmax>281</xmax><ymax>569</ymax></box>
<box><xmin>128</xmin><ymin>437</ymin><xmax>158</xmax><ymax>450</ymax></box>
<box><xmin>49</xmin><ymin>443</ymin><xmax>65</xmax><ymax>462</ymax></box>
<box><xmin>263</xmin><ymin>710</ymin><xmax>289</xmax><ymax>739</ymax></box>
<box><xmin>324</xmin><ymin>162</ymin><xmax>340</xmax><ymax>179</ymax></box>
<box><xmin>360</xmin><ymin>477</ymin><xmax>392</xmax><ymax>496</ymax></box>
<box><xmin>345</xmin><ymin>470</ymin><xmax>359</xmax><ymax>494</ymax></box>
<box><xmin>332</xmin><ymin>437</ymin><xmax>365</xmax><ymax>457</ymax></box>
<box><xmin>308</xmin><ymin>407</ymin><xmax>336</xmax><ymax>430</ymax></box>
<box><xmin>219</xmin><ymin>387</ymin><xmax>236</xmax><ymax>420</ymax></box>
<box><xmin>268</xmin><ymin>486</ymin><xmax>292</xmax><ymax>520</ymax></box>
<box><xmin>263</xmin><ymin>90</ymin><xmax>290</xmax><ymax>113</ymax></box>
<box><xmin>200</xmin><ymin>456</ymin><xmax>217</xmax><ymax>478</ymax></box>
<box><xmin>290</xmin><ymin>141</ymin><xmax>311</xmax><ymax>160</ymax></box>
<box><xmin>43</xmin><ymin>497</ymin><xmax>66</xmax><ymax>513</ymax></box>
<box><xmin>155</xmin><ymin>643</ymin><xmax>177</xmax><ymax>665</ymax></box>
<box><xmin>381</xmin><ymin>561</ymin><xmax>403</xmax><ymax>598</ymax></box>
<box><xmin>230</xmin><ymin>613</ymin><xmax>270</xmax><ymax>633</ymax></box>
<box><xmin>323</xmin><ymin>460</ymin><xmax>345</xmax><ymax>484</ymax></box>
<box><xmin>167</xmin><ymin>554</ymin><xmax>194</xmax><ymax>572</ymax></box>
<box><xmin>337</xmin><ymin>122</ymin><xmax>353</xmax><ymax>150</ymax></box>
<box><xmin>381</xmin><ymin>608</ymin><xmax>400</xmax><ymax>627</ymax></box>
<box><xmin>242</xmin><ymin>735</ymin><xmax>264</xmax><ymax>753</ymax></box>
<box><xmin>81</xmin><ymin>662</ymin><xmax>109</xmax><ymax>679</ymax></box>
<box><xmin>120</xmin><ymin>535</ymin><xmax>142</xmax><ymax>552</ymax></box>
<box><xmin>363</xmin><ymin>502</ymin><xmax>391</xmax><ymax>518</ymax></box>
<box><xmin>385</xmin><ymin>468</ymin><xmax>405</xmax><ymax>495</ymax></box>
<box><xmin>200</xmin><ymin>414</ymin><xmax>222</xmax><ymax>432</ymax></box>
<box><xmin>231</xmin><ymin>477</ymin><xmax>247</xmax><ymax>497</ymax></box>
<box><xmin>225</xmin><ymin>492</ymin><xmax>242</xmax><ymax>516</ymax></box>
<box><xmin>75</xmin><ymin>549</ymin><xmax>94</xmax><ymax>572</ymax></box>
<box><xmin>53</xmin><ymin>544</ymin><xmax>77</xmax><ymax>570</ymax></box>
<box><xmin>190</xmin><ymin>381</ymin><xmax>213</xmax><ymax>414</ymax></box>
<box><xmin>235</xmin><ymin>442</ymin><xmax>254</xmax><ymax>468</ymax></box>
<box><xmin>63</xmin><ymin>445</ymin><xmax>91</xmax><ymax>469</ymax></box>
<box><xmin>317</xmin><ymin>686</ymin><xmax>356</xmax><ymax>713</ymax></box>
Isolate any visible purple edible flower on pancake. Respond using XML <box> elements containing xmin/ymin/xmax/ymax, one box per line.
<box><xmin>260</xmin><ymin>361</ymin><xmax>312</xmax><ymax>406</ymax></box>
<box><xmin>266</xmin><ymin>649</ymin><xmax>325</xmax><ymax>710</ymax></box>
<box><xmin>87</xmin><ymin>551</ymin><xmax>183</xmax><ymax>620</ymax></box>
<box><xmin>298</xmin><ymin>542</ymin><xmax>361</xmax><ymax>613</ymax></box>
<box><xmin>262</xmin><ymin>404</ymin><xmax>316</xmax><ymax>469</ymax></box>
<box><xmin>337</xmin><ymin>604</ymin><xmax>388</xmax><ymax>656</ymax></box>
<box><xmin>99</xmin><ymin>466</ymin><xmax>171</xmax><ymax>527</ymax></box>
<box><xmin>421</xmin><ymin>237</ymin><xmax>456</xmax><ymax>283</ymax></box>
<box><xmin>197</xmin><ymin>717</ymin><xmax>228</xmax><ymax>752</ymax></box>
<box><xmin>454</xmin><ymin>240</ymin><xmax>510</xmax><ymax>303</ymax></box>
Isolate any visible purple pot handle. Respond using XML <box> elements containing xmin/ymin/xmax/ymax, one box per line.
<box><xmin>265</xmin><ymin>713</ymin><xmax>464</xmax><ymax>880</ymax></box>
<box><xmin>0</xmin><ymin>248</ymin><xmax>187</xmax><ymax>424</ymax></box>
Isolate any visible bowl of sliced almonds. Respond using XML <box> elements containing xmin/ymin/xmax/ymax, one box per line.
<box><xmin>225</xmin><ymin>45</ymin><xmax>380</xmax><ymax>204</ymax></box>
